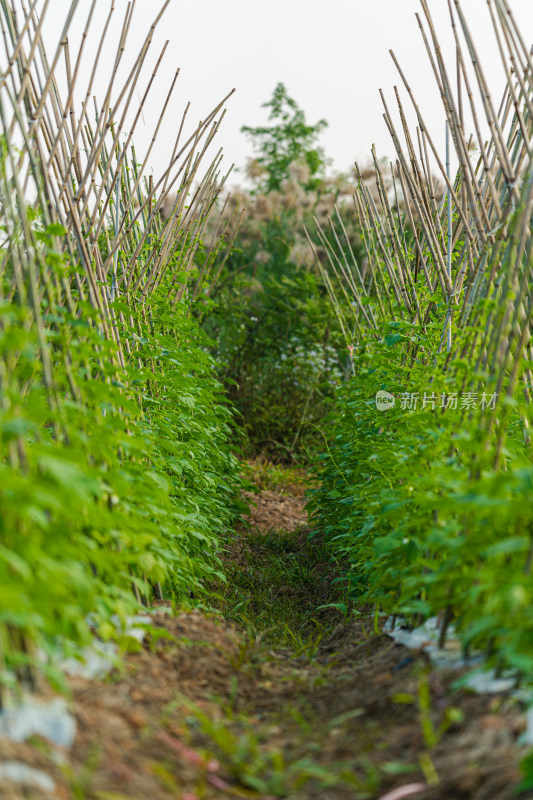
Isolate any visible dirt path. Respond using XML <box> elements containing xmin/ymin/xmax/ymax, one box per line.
<box><xmin>2</xmin><ymin>474</ymin><xmax>529</xmax><ymax>800</ymax></box>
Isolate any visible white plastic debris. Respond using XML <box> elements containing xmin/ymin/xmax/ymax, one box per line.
<box><xmin>110</xmin><ymin>612</ymin><xmax>152</xmax><ymax>631</ymax></box>
<box><xmin>61</xmin><ymin>640</ymin><xmax>118</xmax><ymax>680</ymax></box>
<box><xmin>61</xmin><ymin>613</ymin><xmax>151</xmax><ymax>679</ymax></box>
<box><xmin>384</xmin><ymin>616</ymin><xmax>533</xmax><ymax>721</ymax></box>
<box><xmin>461</xmin><ymin>670</ymin><xmax>516</xmax><ymax>695</ymax></box>
<box><xmin>384</xmin><ymin>616</ymin><xmax>482</xmax><ymax>670</ymax></box>
<box><xmin>0</xmin><ymin>762</ymin><xmax>56</xmax><ymax>793</ymax></box>
<box><xmin>0</xmin><ymin>696</ymin><xmax>76</xmax><ymax>749</ymax></box>
<box><xmin>123</xmin><ymin>614</ymin><xmax>152</xmax><ymax>643</ymax></box>
<box><xmin>523</xmin><ymin>706</ymin><xmax>533</xmax><ymax>745</ymax></box>
<box><xmin>0</xmin><ymin>612</ymin><xmax>154</xmax><ymax>753</ymax></box>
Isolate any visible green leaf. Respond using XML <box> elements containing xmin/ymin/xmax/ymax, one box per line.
<box><xmin>44</xmin><ymin>223</ymin><xmax>67</xmax><ymax>236</ymax></box>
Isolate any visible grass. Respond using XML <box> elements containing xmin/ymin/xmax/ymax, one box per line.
<box><xmin>242</xmin><ymin>457</ymin><xmax>312</xmax><ymax>496</ymax></box>
<box><xmin>211</xmin><ymin>525</ymin><xmax>346</xmax><ymax>649</ymax></box>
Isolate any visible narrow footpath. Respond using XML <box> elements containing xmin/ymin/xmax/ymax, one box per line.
<box><xmin>4</xmin><ymin>466</ymin><xmax>528</xmax><ymax>800</ymax></box>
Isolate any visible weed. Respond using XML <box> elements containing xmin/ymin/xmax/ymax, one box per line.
<box><xmin>176</xmin><ymin>694</ymin><xmax>376</xmax><ymax>798</ymax></box>
<box><xmin>392</xmin><ymin>667</ymin><xmax>464</xmax><ymax>787</ymax></box>
<box><xmin>283</xmin><ymin>622</ymin><xmax>323</xmax><ymax>664</ymax></box>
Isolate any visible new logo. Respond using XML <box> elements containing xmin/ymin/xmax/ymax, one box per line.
<box><xmin>376</xmin><ymin>390</ymin><xmax>395</xmax><ymax>411</ymax></box>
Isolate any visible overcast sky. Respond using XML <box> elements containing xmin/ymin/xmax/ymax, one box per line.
<box><xmin>43</xmin><ymin>0</ymin><xmax>533</xmax><ymax>185</ymax></box>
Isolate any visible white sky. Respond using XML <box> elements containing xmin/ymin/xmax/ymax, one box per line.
<box><xmin>42</xmin><ymin>0</ymin><xmax>533</xmax><ymax>184</ymax></box>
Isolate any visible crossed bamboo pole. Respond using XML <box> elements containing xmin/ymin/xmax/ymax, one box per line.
<box><xmin>314</xmin><ymin>0</ymin><xmax>533</xmax><ymax>413</ymax></box>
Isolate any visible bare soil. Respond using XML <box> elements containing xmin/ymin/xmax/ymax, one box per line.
<box><xmin>1</xmin><ymin>481</ymin><xmax>530</xmax><ymax>800</ymax></box>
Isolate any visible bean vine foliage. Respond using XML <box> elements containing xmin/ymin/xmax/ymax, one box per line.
<box><xmin>0</xmin><ymin>2</ymin><xmax>240</xmax><ymax>694</ymax></box>
<box><xmin>310</xmin><ymin>3</ymin><xmax>533</xmax><ymax>678</ymax></box>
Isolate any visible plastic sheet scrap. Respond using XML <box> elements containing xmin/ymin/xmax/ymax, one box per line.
<box><xmin>384</xmin><ymin>615</ymin><xmax>533</xmax><ymax>744</ymax></box>
<box><xmin>0</xmin><ymin>761</ymin><xmax>56</xmax><ymax>793</ymax></box>
<box><xmin>61</xmin><ymin>613</ymin><xmax>152</xmax><ymax>679</ymax></box>
<box><xmin>0</xmin><ymin>696</ymin><xmax>76</xmax><ymax>748</ymax></box>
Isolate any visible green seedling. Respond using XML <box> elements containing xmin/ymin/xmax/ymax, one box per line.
<box><xmin>284</xmin><ymin>623</ymin><xmax>323</xmax><ymax>663</ymax></box>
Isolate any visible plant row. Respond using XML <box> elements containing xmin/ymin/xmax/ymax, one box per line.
<box><xmin>0</xmin><ymin>1</ymin><xmax>239</xmax><ymax>695</ymax></box>
<box><xmin>311</xmin><ymin>0</ymin><xmax>533</xmax><ymax>676</ymax></box>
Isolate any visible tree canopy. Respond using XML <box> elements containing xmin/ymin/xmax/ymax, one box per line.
<box><xmin>241</xmin><ymin>82</ymin><xmax>328</xmax><ymax>193</ymax></box>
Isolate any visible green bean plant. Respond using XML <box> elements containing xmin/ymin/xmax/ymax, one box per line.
<box><xmin>0</xmin><ymin>0</ymin><xmax>240</xmax><ymax>697</ymax></box>
<box><xmin>310</xmin><ymin>0</ymin><xmax>533</xmax><ymax>676</ymax></box>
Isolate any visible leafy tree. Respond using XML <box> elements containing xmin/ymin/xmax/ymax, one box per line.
<box><xmin>241</xmin><ymin>82</ymin><xmax>328</xmax><ymax>193</ymax></box>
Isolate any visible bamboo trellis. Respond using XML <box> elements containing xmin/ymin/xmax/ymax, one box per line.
<box><xmin>311</xmin><ymin>0</ymin><xmax>533</xmax><ymax>461</ymax></box>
